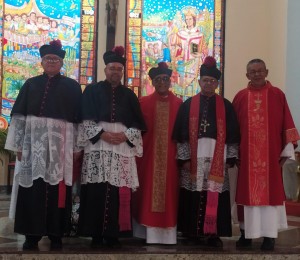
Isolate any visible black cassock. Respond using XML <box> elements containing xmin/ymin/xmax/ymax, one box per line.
<box><xmin>172</xmin><ymin>94</ymin><xmax>240</xmax><ymax>238</ymax></box>
<box><xmin>9</xmin><ymin>73</ymin><xmax>81</xmax><ymax>237</ymax></box>
<box><xmin>78</xmin><ymin>80</ymin><xmax>146</xmax><ymax>239</ymax></box>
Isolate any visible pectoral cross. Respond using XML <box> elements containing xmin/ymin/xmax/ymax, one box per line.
<box><xmin>201</xmin><ymin>120</ymin><xmax>210</xmax><ymax>133</ymax></box>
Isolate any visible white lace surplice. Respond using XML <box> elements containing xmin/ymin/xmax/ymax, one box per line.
<box><xmin>177</xmin><ymin>137</ymin><xmax>238</xmax><ymax>193</ymax></box>
<box><xmin>78</xmin><ymin>120</ymin><xmax>142</xmax><ymax>190</ymax></box>
<box><xmin>5</xmin><ymin>115</ymin><xmax>77</xmax><ymax>187</ymax></box>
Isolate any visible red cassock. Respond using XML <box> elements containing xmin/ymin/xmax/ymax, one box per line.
<box><xmin>233</xmin><ymin>81</ymin><xmax>300</xmax><ymax>206</ymax></box>
<box><xmin>133</xmin><ymin>91</ymin><xmax>182</xmax><ymax>228</ymax></box>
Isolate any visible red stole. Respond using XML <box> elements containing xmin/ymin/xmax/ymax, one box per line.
<box><xmin>189</xmin><ymin>93</ymin><xmax>226</xmax><ymax>182</ymax></box>
<box><xmin>247</xmin><ymin>86</ymin><xmax>269</xmax><ymax>205</ymax></box>
<box><xmin>152</xmin><ymin>98</ymin><xmax>169</xmax><ymax>212</ymax></box>
<box><xmin>58</xmin><ymin>152</ymin><xmax>83</xmax><ymax>208</ymax></box>
<box><xmin>189</xmin><ymin>93</ymin><xmax>226</xmax><ymax>234</ymax></box>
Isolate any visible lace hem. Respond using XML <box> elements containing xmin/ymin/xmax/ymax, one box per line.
<box><xmin>81</xmin><ymin>150</ymin><xmax>139</xmax><ymax>190</ymax></box>
<box><xmin>180</xmin><ymin>157</ymin><xmax>230</xmax><ymax>193</ymax></box>
<box><xmin>5</xmin><ymin>115</ymin><xmax>77</xmax><ymax>187</ymax></box>
<box><xmin>177</xmin><ymin>142</ymin><xmax>190</xmax><ymax>160</ymax></box>
<box><xmin>5</xmin><ymin>115</ymin><xmax>26</xmax><ymax>152</ymax></box>
<box><xmin>227</xmin><ymin>143</ymin><xmax>239</xmax><ymax>158</ymax></box>
<box><xmin>178</xmin><ymin>138</ymin><xmax>233</xmax><ymax>193</ymax></box>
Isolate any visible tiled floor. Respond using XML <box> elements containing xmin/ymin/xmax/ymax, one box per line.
<box><xmin>0</xmin><ymin>193</ymin><xmax>300</xmax><ymax>259</ymax></box>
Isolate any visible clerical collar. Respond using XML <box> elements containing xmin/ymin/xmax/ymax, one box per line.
<box><xmin>43</xmin><ymin>72</ymin><xmax>61</xmax><ymax>79</ymax></box>
<box><xmin>200</xmin><ymin>93</ymin><xmax>215</xmax><ymax>99</ymax></box>
<box><xmin>160</xmin><ymin>94</ymin><xmax>169</xmax><ymax>98</ymax></box>
<box><xmin>154</xmin><ymin>90</ymin><xmax>169</xmax><ymax>99</ymax></box>
<box><xmin>248</xmin><ymin>80</ymin><xmax>269</xmax><ymax>90</ymax></box>
<box><xmin>105</xmin><ymin>80</ymin><xmax>121</xmax><ymax>88</ymax></box>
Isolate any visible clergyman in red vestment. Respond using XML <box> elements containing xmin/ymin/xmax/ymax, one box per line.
<box><xmin>233</xmin><ymin>58</ymin><xmax>300</xmax><ymax>251</ymax></box>
<box><xmin>133</xmin><ymin>62</ymin><xmax>182</xmax><ymax>244</ymax></box>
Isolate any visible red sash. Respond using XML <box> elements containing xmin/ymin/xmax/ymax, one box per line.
<box><xmin>119</xmin><ymin>187</ymin><xmax>132</xmax><ymax>231</ymax></box>
<box><xmin>58</xmin><ymin>181</ymin><xmax>66</xmax><ymax>208</ymax></box>
<box><xmin>58</xmin><ymin>153</ymin><xmax>83</xmax><ymax>208</ymax></box>
<box><xmin>248</xmin><ymin>87</ymin><xmax>269</xmax><ymax>205</ymax></box>
<box><xmin>189</xmin><ymin>93</ymin><xmax>226</xmax><ymax>234</ymax></box>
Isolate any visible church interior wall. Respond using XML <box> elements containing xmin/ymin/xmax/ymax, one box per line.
<box><xmin>2</xmin><ymin>0</ymin><xmax>299</xmax><ymax>188</ymax></box>
<box><xmin>286</xmin><ymin>0</ymin><xmax>300</xmax><ymax>143</ymax></box>
<box><xmin>99</xmin><ymin>0</ymin><xmax>299</xmax><ymax>148</ymax></box>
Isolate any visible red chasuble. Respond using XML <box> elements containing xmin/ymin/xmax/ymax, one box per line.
<box><xmin>233</xmin><ymin>81</ymin><xmax>300</xmax><ymax>206</ymax></box>
<box><xmin>133</xmin><ymin>91</ymin><xmax>182</xmax><ymax>228</ymax></box>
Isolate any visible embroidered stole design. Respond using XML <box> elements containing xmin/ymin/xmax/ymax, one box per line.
<box><xmin>189</xmin><ymin>93</ymin><xmax>226</xmax><ymax>234</ymax></box>
<box><xmin>248</xmin><ymin>88</ymin><xmax>269</xmax><ymax>205</ymax></box>
<box><xmin>152</xmin><ymin>100</ymin><xmax>169</xmax><ymax>212</ymax></box>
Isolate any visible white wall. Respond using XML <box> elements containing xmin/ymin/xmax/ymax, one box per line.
<box><xmin>224</xmin><ymin>0</ymin><xmax>288</xmax><ymax>101</ymax></box>
<box><xmin>268</xmin><ymin>0</ymin><xmax>287</xmax><ymax>91</ymax></box>
<box><xmin>286</xmin><ymin>0</ymin><xmax>300</xmax><ymax>148</ymax></box>
<box><xmin>225</xmin><ymin>0</ymin><xmax>299</xmax><ymax>147</ymax></box>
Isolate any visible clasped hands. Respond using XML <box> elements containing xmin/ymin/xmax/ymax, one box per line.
<box><xmin>101</xmin><ymin>131</ymin><xmax>127</xmax><ymax>145</ymax></box>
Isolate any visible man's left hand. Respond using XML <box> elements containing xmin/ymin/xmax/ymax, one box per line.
<box><xmin>109</xmin><ymin>132</ymin><xmax>127</xmax><ymax>145</ymax></box>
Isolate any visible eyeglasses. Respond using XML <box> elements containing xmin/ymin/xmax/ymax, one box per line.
<box><xmin>200</xmin><ymin>78</ymin><xmax>218</xmax><ymax>84</ymax></box>
<box><xmin>248</xmin><ymin>70</ymin><xmax>267</xmax><ymax>76</ymax></box>
<box><xmin>108</xmin><ymin>67</ymin><xmax>124</xmax><ymax>73</ymax></box>
<box><xmin>153</xmin><ymin>76</ymin><xmax>170</xmax><ymax>84</ymax></box>
<box><xmin>42</xmin><ymin>57</ymin><xmax>61</xmax><ymax>63</ymax></box>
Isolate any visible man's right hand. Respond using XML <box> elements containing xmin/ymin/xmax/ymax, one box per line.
<box><xmin>101</xmin><ymin>132</ymin><xmax>127</xmax><ymax>145</ymax></box>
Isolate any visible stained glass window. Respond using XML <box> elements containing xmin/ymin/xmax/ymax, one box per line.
<box><xmin>0</xmin><ymin>0</ymin><xmax>98</xmax><ymax>123</ymax></box>
<box><xmin>126</xmin><ymin>0</ymin><xmax>225</xmax><ymax>100</ymax></box>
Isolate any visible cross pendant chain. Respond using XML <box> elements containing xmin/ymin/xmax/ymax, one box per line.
<box><xmin>201</xmin><ymin>119</ymin><xmax>210</xmax><ymax>133</ymax></box>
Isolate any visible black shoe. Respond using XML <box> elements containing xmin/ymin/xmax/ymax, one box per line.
<box><xmin>236</xmin><ymin>236</ymin><xmax>252</xmax><ymax>248</ymax></box>
<box><xmin>50</xmin><ymin>240</ymin><xmax>62</xmax><ymax>250</ymax></box>
<box><xmin>195</xmin><ymin>236</ymin><xmax>206</xmax><ymax>245</ymax></box>
<box><xmin>23</xmin><ymin>240</ymin><xmax>38</xmax><ymax>250</ymax></box>
<box><xmin>260</xmin><ymin>237</ymin><xmax>275</xmax><ymax>251</ymax></box>
<box><xmin>90</xmin><ymin>236</ymin><xmax>104</xmax><ymax>249</ymax></box>
<box><xmin>49</xmin><ymin>236</ymin><xmax>62</xmax><ymax>250</ymax></box>
<box><xmin>104</xmin><ymin>237</ymin><xmax>122</xmax><ymax>248</ymax></box>
<box><xmin>207</xmin><ymin>236</ymin><xmax>223</xmax><ymax>248</ymax></box>
<box><xmin>236</xmin><ymin>229</ymin><xmax>252</xmax><ymax>248</ymax></box>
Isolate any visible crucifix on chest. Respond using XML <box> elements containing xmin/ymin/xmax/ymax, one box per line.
<box><xmin>201</xmin><ymin>119</ymin><xmax>210</xmax><ymax>133</ymax></box>
<box><xmin>254</xmin><ymin>92</ymin><xmax>262</xmax><ymax>109</ymax></box>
